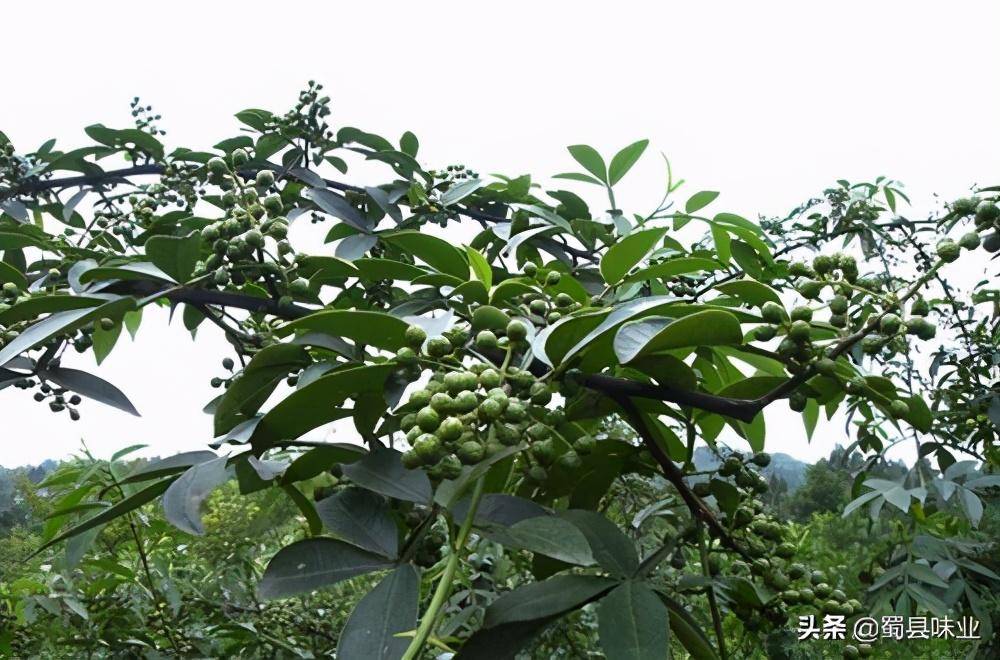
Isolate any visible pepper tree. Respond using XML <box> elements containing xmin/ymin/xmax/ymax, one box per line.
<box><xmin>1</xmin><ymin>85</ymin><xmax>998</xmax><ymax>659</ymax></box>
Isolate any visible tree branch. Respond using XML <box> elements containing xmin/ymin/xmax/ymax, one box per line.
<box><xmin>613</xmin><ymin>394</ymin><xmax>751</xmax><ymax>560</ymax></box>
<box><xmin>119</xmin><ymin>280</ymin><xmax>313</xmax><ymax>319</ymax></box>
<box><xmin>582</xmin><ymin>373</ymin><xmax>759</xmax><ymax>423</ymax></box>
<box><xmin>5</xmin><ymin>162</ymin><xmax>604</xmax><ymax>266</ymax></box>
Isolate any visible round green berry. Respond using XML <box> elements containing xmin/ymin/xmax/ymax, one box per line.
<box><xmin>880</xmin><ymin>313</ymin><xmax>902</xmax><ymax>334</ymax></box>
<box><xmin>478</xmin><ymin>368</ymin><xmax>501</xmax><ymax>389</ymax></box>
<box><xmin>506</xmin><ymin>320</ymin><xmax>528</xmax><ymax>342</ymax></box>
<box><xmin>936</xmin><ymin>239</ymin><xmax>960</xmax><ymax>263</ymax></box>
<box><xmin>789</xmin><ymin>320</ymin><xmax>811</xmax><ymax>342</ymax></box>
<box><xmin>436</xmin><ymin>417</ymin><xmax>464</xmax><ymax>442</ymax></box>
<box><xmin>457</xmin><ymin>440</ymin><xmax>485</xmax><ymax>465</ymax></box>
<box><xmin>255</xmin><ymin>169</ymin><xmax>275</xmax><ymax>188</ymax></box>
<box><xmin>405</xmin><ymin>325</ymin><xmax>427</xmax><ymax>348</ymax></box>
<box><xmin>416</xmin><ymin>407</ymin><xmax>441</xmax><ymax>432</ymax></box>
<box><xmin>556</xmin><ymin>450</ymin><xmax>582</xmax><ymax>470</ymax></box>
<box><xmin>478</xmin><ymin>397</ymin><xmax>503</xmax><ymax>421</ymax></box>
<box><xmin>475</xmin><ymin>330</ymin><xmax>498</xmax><ymax>350</ymax></box>
<box><xmin>426</xmin><ymin>336</ymin><xmax>453</xmax><ymax>357</ymax></box>
<box><xmin>288</xmin><ymin>278</ymin><xmax>310</xmax><ymax>297</ymax></box>
<box><xmin>958</xmin><ymin>231</ymin><xmax>981</xmax><ymax>250</ymax></box>
<box><xmin>815</xmin><ymin>357</ymin><xmax>837</xmax><ymax>376</ymax></box>
<box><xmin>453</xmin><ymin>390</ymin><xmax>479</xmax><ymax>413</ymax></box>
<box><xmin>413</xmin><ymin>434</ymin><xmax>443</xmax><ymax>464</ymax></box>
<box><xmin>761</xmin><ymin>301</ymin><xmax>785</xmax><ymax>324</ymax></box>
<box><xmin>790</xmin><ymin>306</ymin><xmax>812</xmax><ymax>322</ymax></box>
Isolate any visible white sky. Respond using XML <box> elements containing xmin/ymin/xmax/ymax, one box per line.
<box><xmin>2</xmin><ymin>1</ymin><xmax>998</xmax><ymax>467</ymax></box>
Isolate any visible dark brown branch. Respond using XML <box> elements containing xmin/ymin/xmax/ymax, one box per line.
<box><xmin>120</xmin><ymin>280</ymin><xmax>313</xmax><ymax>319</ymax></box>
<box><xmin>614</xmin><ymin>394</ymin><xmax>751</xmax><ymax>560</ymax></box>
<box><xmin>582</xmin><ymin>373</ymin><xmax>759</xmax><ymax>422</ymax></box>
<box><xmin>1</xmin><ymin>165</ymin><xmax>165</xmax><ymax>199</ymax></box>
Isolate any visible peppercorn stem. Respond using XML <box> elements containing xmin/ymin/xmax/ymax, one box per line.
<box><xmin>401</xmin><ymin>476</ymin><xmax>486</xmax><ymax>660</ymax></box>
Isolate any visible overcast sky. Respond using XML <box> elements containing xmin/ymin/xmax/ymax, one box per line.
<box><xmin>2</xmin><ymin>2</ymin><xmax>998</xmax><ymax>467</ymax></box>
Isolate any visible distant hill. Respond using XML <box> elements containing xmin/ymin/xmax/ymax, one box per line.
<box><xmin>692</xmin><ymin>446</ymin><xmax>809</xmax><ymax>492</ymax></box>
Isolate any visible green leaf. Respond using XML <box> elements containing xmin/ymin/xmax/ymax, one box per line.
<box><xmin>281</xmin><ymin>444</ymin><xmax>366</xmax><ymax>484</ymax></box>
<box><xmin>341</xmin><ymin>448</ymin><xmax>432</xmax><ymax>505</ymax></box>
<box><xmin>338</xmin><ymin>564</ymin><xmax>419</xmax><ymax>660</ymax></box>
<box><xmin>399</xmin><ymin>131</ymin><xmax>419</xmax><ymax>157</ymax></box>
<box><xmin>600</xmin><ymin>228</ymin><xmax>667</xmax><ymax>285</ymax></box>
<box><xmin>598</xmin><ymin>581</ymin><xmax>669</xmax><ymax>660</ymax></box>
<box><xmin>441</xmin><ymin>179</ymin><xmax>485</xmax><ymax>207</ymax></box>
<box><xmin>713</xmin><ymin>212</ymin><xmax>764</xmax><ymax>235</ymax></box>
<box><xmin>483</xmin><ymin>574</ymin><xmax>616</xmax><ymax>627</ymax></box>
<box><xmin>235</xmin><ymin>108</ymin><xmax>273</xmax><ymax>132</ymax></box>
<box><xmin>466</xmin><ymin>246</ymin><xmax>493</xmax><ymax>288</ymax></box>
<box><xmin>722</xmin><ymin>576</ymin><xmax>772</xmax><ymax>607</ymax></box>
<box><xmin>730</xmin><ymin>240</ymin><xmax>764</xmax><ymax>279</ymax></box>
<box><xmin>803</xmin><ymin>398</ymin><xmax>819</xmax><ymax>439</ymax></box>
<box><xmin>567</xmin><ymin>144</ymin><xmax>608</xmax><ymax>183</ymax></box>
<box><xmin>78</xmin><ymin>262</ymin><xmax>174</xmax><ymax>285</ymax></box>
<box><xmin>352</xmin><ymin>258</ymin><xmax>425</xmax><ymax>282</ymax></box>
<box><xmin>251</xmin><ymin>363</ymin><xmax>398</xmax><ymax>445</ymax></box>
<box><xmin>905</xmin><ymin>563</ymin><xmax>949</xmax><ymax>589</ymax></box>
<box><xmin>315</xmin><ymin>487</ymin><xmax>398</xmax><ymax>558</ymax></box>
<box><xmin>280</xmin><ymin>310</ymin><xmax>410</xmax><ymax>351</ymax></box>
<box><xmin>711</xmin><ymin>225</ymin><xmax>731</xmax><ymax>264</ymax></box>
<box><xmin>903</xmin><ymin>395</ymin><xmax>933</xmax><ymax>433</ymax></box>
<box><xmin>84</xmin><ymin>124</ymin><xmax>163</xmax><ymax>160</ymax></box>
<box><xmin>304</xmin><ymin>187</ymin><xmax>371</xmax><ymax>233</ymax></box>
<box><xmin>33</xmin><ymin>478</ymin><xmax>174</xmax><ymax>556</ymax></box>
<box><xmin>162</xmin><ymin>457</ymin><xmax>232</xmax><ymax>535</ymax></box>
<box><xmin>42</xmin><ymin>367</ymin><xmax>139</xmax><ymax>416</ymax></box>
<box><xmin>296</xmin><ymin>255</ymin><xmax>359</xmax><ymax>284</ymax></box>
<box><xmin>0</xmin><ymin>260</ymin><xmax>27</xmax><ymax>290</ymax></box>
<box><xmin>613</xmin><ymin>310</ymin><xmax>743</xmax><ymax>363</ymax></box>
<box><xmin>0</xmin><ymin>295</ymin><xmax>105</xmax><ymax>326</ymax></box>
<box><xmin>843</xmin><ymin>490</ymin><xmax>881</xmax><ymax>517</ymax></box>
<box><xmin>608</xmin><ymin>140</ymin><xmax>649</xmax><ymax>186</ymax></box>
<box><xmin>685</xmin><ymin>190</ymin><xmax>720</xmax><ymax>213</ymax></box>
<box><xmin>213</xmin><ymin>343</ymin><xmax>311</xmax><ymax>436</ymax></box>
<box><xmin>623</xmin><ymin>257</ymin><xmax>721</xmax><ymax>284</ymax></box>
<box><xmin>655</xmin><ymin>591</ymin><xmax>720</xmax><ymax>660</ymax></box>
<box><xmin>714</xmin><ymin>279</ymin><xmax>781</xmax><ymax>306</ymax></box>
<box><xmin>281</xmin><ymin>483</ymin><xmax>322</xmax><ymax>536</ymax></box>
<box><xmin>559</xmin><ymin>510</ymin><xmax>638</xmax><ymax>577</ymax></box>
<box><xmin>144</xmin><ymin>232</ymin><xmax>201</xmax><ymax>282</ymax></box>
<box><xmin>553</xmin><ymin>172</ymin><xmax>605</xmax><ymax>186</ymax></box>
<box><xmin>258</xmin><ymin>538</ymin><xmax>393</xmax><ymax>600</ymax></box>
<box><xmin>91</xmin><ymin>318</ymin><xmax>121</xmax><ymax>365</ymax></box>
<box><xmin>0</xmin><ymin>297</ymin><xmax>135</xmax><ymax>367</ymax></box>
<box><xmin>121</xmin><ymin>451</ymin><xmax>218</xmax><ymax>485</ymax></box>
<box><xmin>549</xmin><ymin>295</ymin><xmax>676</xmax><ymax>366</ymax></box>
<box><xmin>382</xmin><ymin>230</ymin><xmax>468</xmax><ymax>279</ymax></box>
<box><xmin>503</xmin><ymin>516</ymin><xmax>596</xmax><ymax>566</ymax></box>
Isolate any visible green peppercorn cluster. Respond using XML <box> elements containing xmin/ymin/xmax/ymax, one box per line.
<box><xmin>679</xmin><ymin>451</ymin><xmax>862</xmax><ymax>635</ymax></box>
<box><xmin>395</xmin><ymin>322</ymin><xmax>593</xmax><ymax>484</ymax></box>
<box><xmin>753</xmin><ymin>251</ymin><xmax>943</xmax><ymax>417</ymax></box>
<box><xmin>193</xmin><ymin>150</ymin><xmax>299</xmax><ymax>300</ymax></box>
<box><xmin>0</xmin><ymin>302</ymin><xmax>124</xmax><ymax>419</ymax></box>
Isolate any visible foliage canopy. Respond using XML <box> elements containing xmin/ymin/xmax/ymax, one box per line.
<box><xmin>0</xmin><ymin>85</ymin><xmax>998</xmax><ymax>658</ymax></box>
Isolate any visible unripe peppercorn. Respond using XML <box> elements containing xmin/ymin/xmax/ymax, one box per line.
<box><xmin>255</xmin><ymin>169</ymin><xmax>275</xmax><ymax>188</ymax></box>
<box><xmin>405</xmin><ymin>325</ymin><xmax>427</xmax><ymax>348</ymax></box>
<box><xmin>506</xmin><ymin>320</ymin><xmax>528</xmax><ymax>341</ymax></box>
<box><xmin>761</xmin><ymin>302</ymin><xmax>785</xmax><ymax>324</ymax></box>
